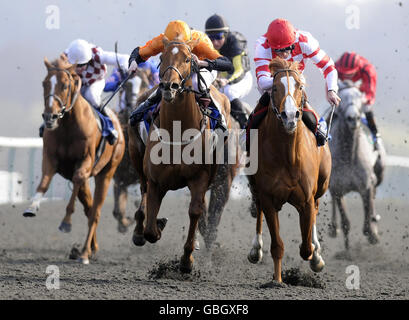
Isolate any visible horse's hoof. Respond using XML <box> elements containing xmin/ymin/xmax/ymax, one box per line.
<box><xmin>132</xmin><ymin>233</ymin><xmax>146</xmax><ymax>246</ymax></box>
<box><xmin>328</xmin><ymin>225</ymin><xmax>340</xmax><ymax>238</ymax></box>
<box><xmin>58</xmin><ymin>222</ymin><xmax>72</xmax><ymax>233</ymax></box>
<box><xmin>310</xmin><ymin>253</ymin><xmax>325</xmax><ymax>273</ymax></box>
<box><xmin>118</xmin><ymin>223</ymin><xmax>128</xmax><ymax>234</ymax></box>
<box><xmin>248</xmin><ymin>248</ymin><xmax>263</xmax><ymax>264</ymax></box>
<box><xmin>260</xmin><ymin>280</ymin><xmax>287</xmax><ymax>288</ymax></box>
<box><xmin>194</xmin><ymin>239</ymin><xmax>200</xmax><ymax>251</ymax></box>
<box><xmin>157</xmin><ymin>218</ymin><xmax>168</xmax><ymax>231</ymax></box>
<box><xmin>179</xmin><ymin>262</ymin><xmax>193</xmax><ymax>274</ymax></box>
<box><xmin>367</xmin><ymin>233</ymin><xmax>380</xmax><ymax>245</ymax></box>
<box><xmin>77</xmin><ymin>257</ymin><xmax>90</xmax><ymax>265</ymax></box>
<box><xmin>23</xmin><ymin>210</ymin><xmax>36</xmax><ymax>217</ymax></box>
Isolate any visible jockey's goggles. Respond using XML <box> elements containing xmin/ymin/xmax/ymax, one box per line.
<box><xmin>208</xmin><ymin>32</ymin><xmax>225</xmax><ymax>41</ymax></box>
<box><xmin>274</xmin><ymin>44</ymin><xmax>295</xmax><ymax>53</ymax></box>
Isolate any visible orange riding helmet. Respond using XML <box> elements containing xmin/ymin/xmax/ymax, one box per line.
<box><xmin>164</xmin><ymin>20</ymin><xmax>192</xmax><ymax>42</ymax></box>
<box><xmin>265</xmin><ymin>18</ymin><xmax>296</xmax><ymax>50</ymax></box>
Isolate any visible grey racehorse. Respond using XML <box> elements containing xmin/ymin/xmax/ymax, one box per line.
<box><xmin>328</xmin><ymin>80</ymin><xmax>386</xmax><ymax>249</ymax></box>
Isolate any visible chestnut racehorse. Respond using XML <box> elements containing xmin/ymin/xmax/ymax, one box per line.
<box><xmin>23</xmin><ymin>56</ymin><xmax>125</xmax><ymax>264</ymax></box>
<box><xmin>128</xmin><ymin>36</ymin><xmax>230</xmax><ymax>272</ymax></box>
<box><xmin>247</xmin><ymin>58</ymin><xmax>332</xmax><ymax>283</ymax></box>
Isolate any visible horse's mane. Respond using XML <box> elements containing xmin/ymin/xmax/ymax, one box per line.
<box><xmin>269</xmin><ymin>58</ymin><xmax>304</xmax><ymax>86</ymax></box>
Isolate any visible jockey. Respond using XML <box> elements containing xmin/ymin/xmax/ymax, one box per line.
<box><xmin>139</xmin><ymin>58</ymin><xmax>160</xmax><ymax>89</ymax></box>
<box><xmin>128</xmin><ymin>20</ymin><xmax>234</xmax><ymax>131</ymax></box>
<box><xmin>254</xmin><ymin>18</ymin><xmax>341</xmax><ymax>146</ymax></box>
<box><xmin>205</xmin><ymin>14</ymin><xmax>253</xmax><ymax>129</ymax></box>
<box><xmin>335</xmin><ymin>52</ymin><xmax>380</xmax><ymax>149</ymax></box>
<box><xmin>64</xmin><ymin>39</ymin><xmax>130</xmax><ymax>144</ymax></box>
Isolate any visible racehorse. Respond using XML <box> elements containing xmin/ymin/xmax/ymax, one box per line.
<box><xmin>328</xmin><ymin>80</ymin><xmax>386</xmax><ymax>250</ymax></box>
<box><xmin>112</xmin><ymin>69</ymin><xmax>151</xmax><ymax>233</ymax></box>
<box><xmin>247</xmin><ymin>58</ymin><xmax>332</xmax><ymax>283</ymax></box>
<box><xmin>23</xmin><ymin>56</ymin><xmax>125</xmax><ymax>264</ymax></box>
<box><xmin>128</xmin><ymin>35</ymin><xmax>231</xmax><ymax>272</ymax></box>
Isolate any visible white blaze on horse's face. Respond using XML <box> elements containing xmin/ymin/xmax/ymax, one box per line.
<box><xmin>171</xmin><ymin>47</ymin><xmax>179</xmax><ymax>55</ymax></box>
<box><xmin>48</xmin><ymin>75</ymin><xmax>57</xmax><ymax>108</ymax></box>
<box><xmin>280</xmin><ymin>75</ymin><xmax>299</xmax><ymax>133</ymax></box>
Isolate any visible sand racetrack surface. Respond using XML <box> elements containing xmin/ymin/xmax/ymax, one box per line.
<box><xmin>0</xmin><ymin>187</ymin><xmax>408</xmax><ymax>300</ymax></box>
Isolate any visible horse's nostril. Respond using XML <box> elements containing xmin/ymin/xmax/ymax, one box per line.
<box><xmin>171</xmin><ymin>83</ymin><xmax>180</xmax><ymax>90</ymax></box>
<box><xmin>281</xmin><ymin>112</ymin><xmax>287</xmax><ymax>119</ymax></box>
<box><xmin>295</xmin><ymin>111</ymin><xmax>300</xmax><ymax>119</ymax></box>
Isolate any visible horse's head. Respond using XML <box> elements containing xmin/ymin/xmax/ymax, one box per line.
<box><xmin>337</xmin><ymin>80</ymin><xmax>363</xmax><ymax>131</ymax></box>
<box><xmin>158</xmin><ymin>34</ymin><xmax>199</xmax><ymax>103</ymax></box>
<box><xmin>269</xmin><ymin>58</ymin><xmax>305</xmax><ymax>134</ymax></box>
<box><xmin>42</xmin><ymin>57</ymin><xmax>81</xmax><ymax>130</ymax></box>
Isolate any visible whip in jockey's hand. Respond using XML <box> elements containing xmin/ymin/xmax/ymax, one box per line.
<box><xmin>129</xmin><ymin>60</ymin><xmax>138</xmax><ymax>73</ymax></box>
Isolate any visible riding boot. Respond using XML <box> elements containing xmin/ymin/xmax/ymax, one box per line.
<box><xmin>39</xmin><ymin>123</ymin><xmax>45</xmax><ymax>138</ymax></box>
<box><xmin>230</xmin><ymin>98</ymin><xmax>248</xmax><ymax>129</ymax></box>
<box><xmin>365</xmin><ymin>111</ymin><xmax>380</xmax><ymax>150</ymax></box>
<box><xmin>99</xmin><ymin>106</ymin><xmax>119</xmax><ymax>145</ymax></box>
<box><xmin>302</xmin><ymin>108</ymin><xmax>327</xmax><ymax>146</ymax></box>
<box><xmin>130</xmin><ymin>89</ymin><xmax>162</xmax><ymax>126</ymax></box>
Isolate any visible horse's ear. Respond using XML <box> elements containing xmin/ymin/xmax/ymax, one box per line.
<box><xmin>162</xmin><ymin>35</ymin><xmax>170</xmax><ymax>47</ymax></box>
<box><xmin>186</xmin><ymin>37</ymin><xmax>200</xmax><ymax>50</ymax></box>
<box><xmin>44</xmin><ymin>57</ymin><xmax>53</xmax><ymax>70</ymax></box>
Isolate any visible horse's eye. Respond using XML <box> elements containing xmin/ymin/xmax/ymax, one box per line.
<box><xmin>185</xmin><ymin>58</ymin><xmax>190</xmax><ymax>63</ymax></box>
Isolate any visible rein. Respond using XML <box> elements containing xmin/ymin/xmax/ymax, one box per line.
<box><xmin>44</xmin><ymin>67</ymin><xmax>80</xmax><ymax>119</ymax></box>
<box><xmin>155</xmin><ymin>41</ymin><xmax>213</xmax><ymax>146</ymax></box>
<box><xmin>270</xmin><ymin>68</ymin><xmax>305</xmax><ymax>121</ymax></box>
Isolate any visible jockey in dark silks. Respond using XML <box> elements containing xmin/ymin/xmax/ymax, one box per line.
<box><xmin>204</xmin><ymin>14</ymin><xmax>253</xmax><ymax>129</ymax></box>
<box><xmin>127</xmin><ymin>20</ymin><xmax>233</xmax><ymax>131</ymax></box>
<box><xmin>335</xmin><ymin>52</ymin><xmax>380</xmax><ymax>150</ymax></box>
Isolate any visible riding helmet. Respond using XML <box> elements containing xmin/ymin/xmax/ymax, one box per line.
<box><xmin>205</xmin><ymin>14</ymin><xmax>230</xmax><ymax>34</ymax></box>
<box><xmin>265</xmin><ymin>18</ymin><xmax>296</xmax><ymax>49</ymax></box>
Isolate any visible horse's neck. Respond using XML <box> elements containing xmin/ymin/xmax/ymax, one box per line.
<box><xmin>159</xmin><ymin>92</ymin><xmax>201</xmax><ymax>133</ymax></box>
<box><xmin>60</xmin><ymin>95</ymin><xmax>93</xmax><ymax>131</ymax></box>
<box><xmin>266</xmin><ymin>110</ymin><xmax>301</xmax><ymax>167</ymax></box>
<box><xmin>337</xmin><ymin>118</ymin><xmax>359</xmax><ymax>163</ymax></box>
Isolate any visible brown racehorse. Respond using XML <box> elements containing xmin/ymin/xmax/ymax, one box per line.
<box><xmin>128</xmin><ymin>35</ymin><xmax>231</xmax><ymax>273</ymax></box>
<box><xmin>23</xmin><ymin>56</ymin><xmax>125</xmax><ymax>264</ymax></box>
<box><xmin>247</xmin><ymin>58</ymin><xmax>332</xmax><ymax>283</ymax></box>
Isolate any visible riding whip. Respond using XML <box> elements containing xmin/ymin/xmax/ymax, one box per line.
<box><xmin>326</xmin><ymin>103</ymin><xmax>336</xmax><ymax>141</ymax></box>
<box><xmin>100</xmin><ymin>70</ymin><xmax>133</xmax><ymax>113</ymax></box>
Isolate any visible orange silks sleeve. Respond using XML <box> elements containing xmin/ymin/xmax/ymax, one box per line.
<box><xmin>139</xmin><ymin>34</ymin><xmax>165</xmax><ymax>60</ymax></box>
<box><xmin>191</xmin><ymin>30</ymin><xmax>221</xmax><ymax>61</ymax></box>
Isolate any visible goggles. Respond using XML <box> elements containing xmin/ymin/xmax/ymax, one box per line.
<box><xmin>208</xmin><ymin>32</ymin><xmax>225</xmax><ymax>41</ymax></box>
<box><xmin>274</xmin><ymin>44</ymin><xmax>295</xmax><ymax>53</ymax></box>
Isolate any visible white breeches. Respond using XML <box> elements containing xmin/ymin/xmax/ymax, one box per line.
<box><xmin>220</xmin><ymin>71</ymin><xmax>253</xmax><ymax>101</ymax></box>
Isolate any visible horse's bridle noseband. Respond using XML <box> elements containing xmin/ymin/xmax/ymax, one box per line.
<box><xmin>44</xmin><ymin>67</ymin><xmax>80</xmax><ymax>120</ymax></box>
<box><xmin>270</xmin><ymin>68</ymin><xmax>305</xmax><ymax>121</ymax></box>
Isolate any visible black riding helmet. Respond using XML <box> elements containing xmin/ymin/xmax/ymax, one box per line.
<box><xmin>205</xmin><ymin>14</ymin><xmax>230</xmax><ymax>34</ymax></box>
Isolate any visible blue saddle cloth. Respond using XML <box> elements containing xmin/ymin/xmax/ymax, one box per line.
<box><xmin>93</xmin><ymin>107</ymin><xmax>115</xmax><ymax>138</ymax></box>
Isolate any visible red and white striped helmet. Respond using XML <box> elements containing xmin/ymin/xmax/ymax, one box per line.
<box><xmin>265</xmin><ymin>18</ymin><xmax>296</xmax><ymax>50</ymax></box>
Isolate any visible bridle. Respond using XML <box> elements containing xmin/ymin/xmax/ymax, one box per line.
<box><xmin>158</xmin><ymin>41</ymin><xmax>202</xmax><ymax>95</ymax></box>
<box><xmin>270</xmin><ymin>68</ymin><xmax>305</xmax><ymax>121</ymax></box>
<box><xmin>43</xmin><ymin>67</ymin><xmax>80</xmax><ymax>120</ymax></box>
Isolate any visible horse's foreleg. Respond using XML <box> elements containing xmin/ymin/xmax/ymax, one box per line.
<box><xmin>78</xmin><ymin>172</ymin><xmax>112</xmax><ymax>264</ymax></box>
<box><xmin>328</xmin><ymin>191</ymin><xmax>340</xmax><ymax>238</ymax></box>
<box><xmin>59</xmin><ymin>183</ymin><xmax>81</xmax><ymax>233</ymax></box>
<box><xmin>132</xmin><ymin>179</ymin><xmax>148</xmax><ymax>246</ymax></box>
<box><xmin>248</xmin><ymin>197</ymin><xmax>264</xmax><ymax>264</ymax></box>
<box><xmin>362</xmin><ymin>187</ymin><xmax>380</xmax><ymax>245</ymax></box>
<box><xmin>143</xmin><ymin>181</ymin><xmax>166</xmax><ymax>244</ymax></box>
<box><xmin>23</xmin><ymin>155</ymin><xmax>56</xmax><ymax>217</ymax></box>
<box><xmin>262</xmin><ymin>198</ymin><xmax>284</xmax><ymax>283</ymax></box>
<box><xmin>309</xmin><ymin>202</ymin><xmax>325</xmax><ymax>273</ymax></box>
<box><xmin>180</xmin><ymin>179</ymin><xmax>208</xmax><ymax>273</ymax></box>
<box><xmin>204</xmin><ymin>164</ymin><xmax>232</xmax><ymax>249</ymax></box>
<box><xmin>336</xmin><ymin>195</ymin><xmax>351</xmax><ymax>250</ymax></box>
<box><xmin>113</xmin><ymin>182</ymin><xmax>133</xmax><ymax>233</ymax></box>
<box><xmin>298</xmin><ymin>199</ymin><xmax>315</xmax><ymax>262</ymax></box>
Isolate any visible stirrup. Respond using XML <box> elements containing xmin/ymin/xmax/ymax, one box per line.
<box><xmin>106</xmin><ymin>128</ymin><xmax>119</xmax><ymax>145</ymax></box>
<box><xmin>315</xmin><ymin>128</ymin><xmax>327</xmax><ymax>147</ymax></box>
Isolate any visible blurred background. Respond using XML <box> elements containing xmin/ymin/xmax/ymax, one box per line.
<box><xmin>0</xmin><ymin>0</ymin><xmax>408</xmax><ymax>202</ymax></box>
